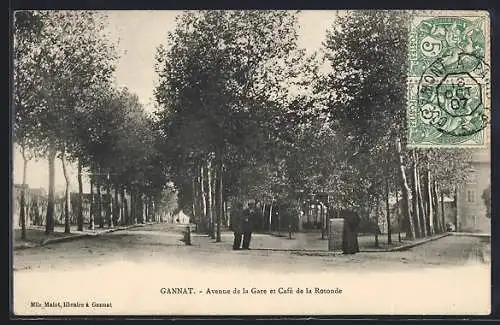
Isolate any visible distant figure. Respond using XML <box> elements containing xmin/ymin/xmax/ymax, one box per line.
<box><xmin>342</xmin><ymin>210</ymin><xmax>360</xmax><ymax>254</ymax></box>
<box><xmin>242</xmin><ymin>201</ymin><xmax>259</xmax><ymax>250</ymax></box>
<box><xmin>232</xmin><ymin>202</ymin><xmax>244</xmax><ymax>250</ymax></box>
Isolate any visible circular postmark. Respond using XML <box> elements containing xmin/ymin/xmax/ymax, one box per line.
<box><xmin>417</xmin><ymin>52</ymin><xmax>490</xmax><ymax>137</ymax></box>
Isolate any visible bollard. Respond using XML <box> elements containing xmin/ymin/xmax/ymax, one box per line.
<box><xmin>184</xmin><ymin>225</ymin><xmax>192</xmax><ymax>246</ymax></box>
<box><xmin>328</xmin><ymin>218</ymin><xmax>344</xmax><ymax>252</ymax></box>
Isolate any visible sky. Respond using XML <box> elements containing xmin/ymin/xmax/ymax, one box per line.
<box><xmin>12</xmin><ymin>10</ymin><xmax>340</xmax><ymax>193</ymax></box>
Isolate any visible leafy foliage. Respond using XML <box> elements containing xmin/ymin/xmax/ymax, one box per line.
<box><xmin>154</xmin><ymin>10</ymin><xmax>316</xmax><ymax>207</ymax></box>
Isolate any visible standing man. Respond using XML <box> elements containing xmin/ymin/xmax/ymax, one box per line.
<box><xmin>242</xmin><ymin>201</ymin><xmax>258</xmax><ymax>250</ymax></box>
<box><xmin>232</xmin><ymin>202</ymin><xmax>244</xmax><ymax>250</ymax></box>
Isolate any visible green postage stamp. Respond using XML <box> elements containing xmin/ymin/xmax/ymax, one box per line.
<box><xmin>407</xmin><ymin>11</ymin><xmax>491</xmax><ymax>148</ymax></box>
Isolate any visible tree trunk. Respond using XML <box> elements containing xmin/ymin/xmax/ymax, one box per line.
<box><xmin>195</xmin><ymin>164</ymin><xmax>202</xmax><ymax>230</ymax></box>
<box><xmin>135</xmin><ymin>192</ymin><xmax>140</xmax><ymax>224</ymax></box>
<box><xmin>192</xmin><ymin>171</ymin><xmax>198</xmax><ymax>227</ymax></box>
<box><xmin>432</xmin><ymin>181</ymin><xmax>440</xmax><ymax>233</ymax></box>
<box><xmin>106</xmin><ymin>182</ymin><xmax>113</xmax><ymax>228</ymax></box>
<box><xmin>142</xmin><ymin>194</ymin><xmax>147</xmax><ymax>224</ymax></box>
<box><xmin>440</xmin><ymin>191</ymin><xmax>446</xmax><ymax>232</ymax></box>
<box><xmin>224</xmin><ymin>200</ymin><xmax>228</xmax><ymax>228</ymax></box>
<box><xmin>200</xmin><ymin>164</ymin><xmax>207</xmax><ymax>233</ymax></box>
<box><xmin>396</xmin><ymin>139</ymin><xmax>415</xmax><ymax>240</ymax></box>
<box><xmin>20</xmin><ymin>145</ymin><xmax>28</xmax><ymax>240</ymax></box>
<box><xmin>114</xmin><ymin>188</ymin><xmax>120</xmax><ymax>226</ymax></box>
<box><xmin>151</xmin><ymin>198</ymin><xmax>156</xmax><ymax>223</ymax></box>
<box><xmin>411</xmin><ymin>150</ymin><xmax>422</xmax><ymax>238</ymax></box>
<box><xmin>89</xmin><ymin>179</ymin><xmax>95</xmax><ymax>230</ymax></box>
<box><xmin>60</xmin><ymin>148</ymin><xmax>71</xmax><ymax>234</ymax></box>
<box><xmin>261</xmin><ymin>202</ymin><xmax>266</xmax><ymax>231</ymax></box>
<box><xmin>131</xmin><ymin>191</ymin><xmax>136</xmax><ymax>224</ymax></box>
<box><xmin>211</xmin><ymin>166</ymin><xmax>217</xmax><ymax>239</ymax></box>
<box><xmin>45</xmin><ymin>147</ymin><xmax>57</xmax><ymax>234</ymax></box>
<box><xmin>148</xmin><ymin>196</ymin><xmax>153</xmax><ymax>222</ymax></box>
<box><xmin>416</xmin><ymin>167</ymin><xmax>427</xmax><ymax>237</ymax></box>
<box><xmin>278</xmin><ymin>205</ymin><xmax>282</xmax><ymax>237</ymax></box>
<box><xmin>269</xmin><ymin>201</ymin><xmax>273</xmax><ymax>233</ymax></box>
<box><xmin>206</xmin><ymin>160</ymin><xmax>214</xmax><ymax>239</ymax></box>
<box><xmin>374</xmin><ymin>201</ymin><xmax>379</xmax><ymax>248</ymax></box>
<box><xmin>97</xmin><ymin>178</ymin><xmax>103</xmax><ymax>228</ymax></box>
<box><xmin>130</xmin><ymin>190</ymin><xmax>136</xmax><ymax>224</ymax></box>
<box><xmin>426</xmin><ymin>163</ymin><xmax>435</xmax><ymax>235</ymax></box>
<box><xmin>138</xmin><ymin>193</ymin><xmax>142</xmax><ymax>224</ymax></box>
<box><xmin>25</xmin><ymin>190</ymin><xmax>32</xmax><ymax>228</ymax></box>
<box><xmin>385</xmin><ymin>178</ymin><xmax>392</xmax><ymax>245</ymax></box>
<box><xmin>396</xmin><ymin>188</ymin><xmax>402</xmax><ymax>242</ymax></box>
<box><xmin>321</xmin><ymin>204</ymin><xmax>326</xmax><ymax>239</ymax></box>
<box><xmin>215</xmin><ymin>151</ymin><xmax>223</xmax><ymax>242</ymax></box>
<box><xmin>122</xmin><ymin>188</ymin><xmax>128</xmax><ymax>226</ymax></box>
<box><xmin>454</xmin><ymin>187</ymin><xmax>459</xmax><ymax>231</ymax></box>
<box><xmin>77</xmin><ymin>159</ymin><xmax>84</xmax><ymax>231</ymax></box>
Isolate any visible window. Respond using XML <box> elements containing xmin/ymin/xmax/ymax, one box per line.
<box><xmin>467</xmin><ymin>189</ymin><xmax>476</xmax><ymax>203</ymax></box>
<box><xmin>466</xmin><ymin>172</ymin><xmax>479</xmax><ymax>184</ymax></box>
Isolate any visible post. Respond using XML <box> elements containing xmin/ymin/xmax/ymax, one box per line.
<box><xmin>328</xmin><ymin>218</ymin><xmax>344</xmax><ymax>252</ymax></box>
<box><xmin>184</xmin><ymin>225</ymin><xmax>192</xmax><ymax>245</ymax></box>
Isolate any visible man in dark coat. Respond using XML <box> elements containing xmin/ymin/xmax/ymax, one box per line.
<box><xmin>342</xmin><ymin>210</ymin><xmax>360</xmax><ymax>254</ymax></box>
<box><xmin>232</xmin><ymin>202</ymin><xmax>244</xmax><ymax>250</ymax></box>
<box><xmin>241</xmin><ymin>201</ymin><xmax>258</xmax><ymax>250</ymax></box>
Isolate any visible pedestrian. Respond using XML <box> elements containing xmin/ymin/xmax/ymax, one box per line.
<box><xmin>232</xmin><ymin>202</ymin><xmax>244</xmax><ymax>250</ymax></box>
<box><xmin>342</xmin><ymin>210</ymin><xmax>360</xmax><ymax>254</ymax></box>
<box><xmin>242</xmin><ymin>201</ymin><xmax>258</xmax><ymax>250</ymax></box>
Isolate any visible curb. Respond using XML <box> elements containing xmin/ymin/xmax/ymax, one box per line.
<box><xmin>290</xmin><ymin>250</ymin><xmax>343</xmax><ymax>257</ymax></box>
<box><xmin>15</xmin><ymin>223</ymin><xmax>153</xmax><ymax>249</ymax></box>
<box><xmin>266</xmin><ymin>233</ymin><xmax>452</xmax><ymax>256</ymax></box>
<box><xmin>448</xmin><ymin>232</ymin><xmax>491</xmax><ymax>238</ymax></box>
<box><xmin>381</xmin><ymin>233</ymin><xmax>451</xmax><ymax>252</ymax></box>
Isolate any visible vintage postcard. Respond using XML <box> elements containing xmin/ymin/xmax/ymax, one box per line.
<box><xmin>11</xmin><ymin>10</ymin><xmax>491</xmax><ymax>316</ymax></box>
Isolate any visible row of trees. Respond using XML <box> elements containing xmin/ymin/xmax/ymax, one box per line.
<box><xmin>13</xmin><ymin>11</ymin><xmax>176</xmax><ymax>240</ymax></box>
<box><xmin>14</xmin><ymin>10</ymin><xmax>482</xmax><ymax>247</ymax></box>
<box><xmin>153</xmin><ymin>10</ymin><xmax>477</xmax><ymax>245</ymax></box>
<box><xmin>153</xmin><ymin>11</ymin><xmax>317</xmax><ymax>241</ymax></box>
<box><xmin>317</xmin><ymin>11</ymin><xmax>475</xmax><ymax>244</ymax></box>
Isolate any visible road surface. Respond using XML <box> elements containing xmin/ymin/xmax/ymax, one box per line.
<box><xmin>12</xmin><ymin>225</ymin><xmax>491</xmax><ymax>316</ymax></box>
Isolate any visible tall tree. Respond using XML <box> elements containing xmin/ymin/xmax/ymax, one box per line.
<box><xmin>13</xmin><ymin>11</ymin><xmax>46</xmax><ymax>239</ymax></box>
<box><xmin>13</xmin><ymin>11</ymin><xmax>117</xmax><ymax>234</ymax></box>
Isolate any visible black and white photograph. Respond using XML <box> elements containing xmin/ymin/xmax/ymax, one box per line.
<box><xmin>11</xmin><ymin>9</ymin><xmax>491</xmax><ymax>316</ymax></box>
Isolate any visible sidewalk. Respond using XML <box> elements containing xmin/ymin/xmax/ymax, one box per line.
<box><xmin>12</xmin><ymin>223</ymin><xmax>153</xmax><ymax>250</ymax></box>
<box><xmin>189</xmin><ymin>230</ymin><xmax>450</xmax><ymax>253</ymax></box>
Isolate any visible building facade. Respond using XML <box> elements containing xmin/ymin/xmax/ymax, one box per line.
<box><xmin>456</xmin><ymin>149</ymin><xmax>491</xmax><ymax>233</ymax></box>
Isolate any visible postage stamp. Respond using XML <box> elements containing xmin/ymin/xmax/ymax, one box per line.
<box><xmin>407</xmin><ymin>11</ymin><xmax>491</xmax><ymax>148</ymax></box>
